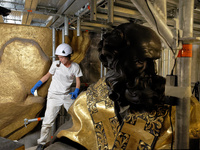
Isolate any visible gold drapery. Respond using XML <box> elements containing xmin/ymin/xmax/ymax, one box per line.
<box><xmin>57</xmin><ymin>78</ymin><xmax>200</xmax><ymax>149</ymax></box>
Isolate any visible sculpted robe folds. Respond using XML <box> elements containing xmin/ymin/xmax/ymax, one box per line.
<box><xmin>56</xmin><ymin>78</ymin><xmax>200</xmax><ymax>150</ymax></box>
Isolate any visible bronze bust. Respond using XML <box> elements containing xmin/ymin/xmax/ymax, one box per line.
<box><xmin>49</xmin><ymin>23</ymin><xmax>200</xmax><ymax>150</ymax></box>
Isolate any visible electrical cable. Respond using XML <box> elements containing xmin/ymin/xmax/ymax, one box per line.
<box><xmin>145</xmin><ymin>0</ymin><xmax>178</xmax><ymax>76</ymax></box>
<box><xmin>170</xmin><ymin>57</ymin><xmax>177</xmax><ymax>75</ymax></box>
<box><xmin>144</xmin><ymin>0</ymin><xmax>175</xmax><ymax>56</ymax></box>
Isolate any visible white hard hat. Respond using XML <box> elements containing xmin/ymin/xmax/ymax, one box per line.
<box><xmin>55</xmin><ymin>43</ymin><xmax>72</xmax><ymax>56</ymax></box>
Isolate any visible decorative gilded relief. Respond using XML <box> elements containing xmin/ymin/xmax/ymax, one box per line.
<box><xmin>113</xmin><ymin>106</ymin><xmax>169</xmax><ymax>150</ymax></box>
<box><xmin>0</xmin><ymin>37</ymin><xmax>51</xmax><ymax>140</ymax></box>
<box><xmin>86</xmin><ymin>78</ymin><xmax>120</xmax><ymax>150</ymax></box>
<box><xmin>55</xmin><ymin>78</ymin><xmax>200</xmax><ymax>150</ymax></box>
<box><xmin>0</xmin><ymin>24</ymin><xmax>91</xmax><ymax>142</ymax></box>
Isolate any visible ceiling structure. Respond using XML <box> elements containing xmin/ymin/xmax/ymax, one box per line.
<box><xmin>0</xmin><ymin>0</ymin><xmax>200</xmax><ymax>38</ymax></box>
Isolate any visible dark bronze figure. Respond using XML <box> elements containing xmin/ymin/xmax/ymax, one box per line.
<box><xmin>98</xmin><ymin>23</ymin><xmax>166</xmax><ymax>122</ymax></box>
<box><xmin>48</xmin><ymin>23</ymin><xmax>200</xmax><ymax>150</ymax></box>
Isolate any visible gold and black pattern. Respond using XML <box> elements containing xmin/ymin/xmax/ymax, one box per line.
<box><xmin>138</xmin><ymin>140</ymin><xmax>151</xmax><ymax>150</ymax></box>
<box><xmin>124</xmin><ymin>111</ymin><xmax>140</xmax><ymax>125</ymax></box>
<box><xmin>87</xmin><ymin>86</ymin><xmax>98</xmax><ymax>115</ymax></box>
<box><xmin>109</xmin><ymin>116</ymin><xmax>120</xmax><ymax>137</ymax></box>
<box><xmin>105</xmin><ymin>97</ymin><xmax>114</xmax><ymax>109</ymax></box>
<box><xmin>96</xmin><ymin>84</ymin><xmax>109</xmax><ymax>101</ymax></box>
<box><xmin>124</xmin><ymin>106</ymin><xmax>169</xmax><ymax>137</ymax></box>
<box><xmin>86</xmin><ymin>78</ymin><xmax>119</xmax><ymax>150</ymax></box>
<box><xmin>144</xmin><ymin>106</ymin><xmax>169</xmax><ymax>136</ymax></box>
<box><xmin>113</xmin><ymin>119</ymin><xmax>154</xmax><ymax>150</ymax></box>
<box><xmin>113</xmin><ymin>106</ymin><xmax>169</xmax><ymax>150</ymax></box>
<box><xmin>113</xmin><ymin>132</ymin><xmax>129</xmax><ymax>150</ymax></box>
<box><xmin>95</xmin><ymin>121</ymin><xmax>108</xmax><ymax>150</ymax></box>
<box><xmin>87</xmin><ymin>78</ymin><xmax>113</xmax><ymax>115</ymax></box>
<box><xmin>93</xmin><ymin>78</ymin><xmax>109</xmax><ymax>101</ymax></box>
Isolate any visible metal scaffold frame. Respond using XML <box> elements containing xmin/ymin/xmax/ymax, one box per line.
<box><xmin>130</xmin><ymin>0</ymin><xmax>196</xmax><ymax>149</ymax></box>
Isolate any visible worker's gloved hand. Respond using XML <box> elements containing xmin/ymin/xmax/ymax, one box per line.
<box><xmin>31</xmin><ymin>80</ymin><xmax>43</xmax><ymax>95</ymax></box>
<box><xmin>69</xmin><ymin>88</ymin><xmax>79</xmax><ymax>99</ymax></box>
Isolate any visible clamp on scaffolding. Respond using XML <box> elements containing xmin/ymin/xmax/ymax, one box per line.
<box><xmin>24</xmin><ymin>117</ymin><xmax>44</xmax><ymax>127</ymax></box>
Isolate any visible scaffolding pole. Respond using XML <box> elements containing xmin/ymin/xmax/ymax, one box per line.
<box><xmin>175</xmin><ymin>0</ymin><xmax>194</xmax><ymax>149</ymax></box>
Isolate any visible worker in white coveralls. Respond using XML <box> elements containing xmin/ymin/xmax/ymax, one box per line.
<box><xmin>31</xmin><ymin>43</ymin><xmax>83</xmax><ymax>150</ymax></box>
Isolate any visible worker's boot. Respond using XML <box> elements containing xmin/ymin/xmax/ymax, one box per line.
<box><xmin>36</xmin><ymin>144</ymin><xmax>45</xmax><ymax>150</ymax></box>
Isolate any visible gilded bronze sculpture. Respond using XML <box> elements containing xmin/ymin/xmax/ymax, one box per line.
<box><xmin>0</xmin><ymin>38</ymin><xmax>51</xmax><ymax>140</ymax></box>
<box><xmin>49</xmin><ymin>23</ymin><xmax>200</xmax><ymax>150</ymax></box>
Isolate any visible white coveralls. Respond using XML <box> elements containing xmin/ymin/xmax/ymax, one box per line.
<box><xmin>37</xmin><ymin>60</ymin><xmax>83</xmax><ymax>145</ymax></box>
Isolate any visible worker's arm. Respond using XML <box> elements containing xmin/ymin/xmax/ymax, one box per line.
<box><xmin>40</xmin><ymin>72</ymin><xmax>52</xmax><ymax>83</ymax></box>
<box><xmin>31</xmin><ymin>72</ymin><xmax>52</xmax><ymax>95</ymax></box>
<box><xmin>75</xmin><ymin>77</ymin><xmax>81</xmax><ymax>89</ymax></box>
<box><xmin>70</xmin><ymin>76</ymin><xmax>81</xmax><ymax>99</ymax></box>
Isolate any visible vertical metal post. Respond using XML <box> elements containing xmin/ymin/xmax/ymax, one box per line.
<box><xmin>64</xmin><ymin>15</ymin><xmax>69</xmax><ymax>36</ymax></box>
<box><xmin>90</xmin><ymin>0</ymin><xmax>97</xmax><ymax>21</ymax></box>
<box><xmin>107</xmin><ymin>0</ymin><xmax>114</xmax><ymax>24</ymax></box>
<box><xmin>62</xmin><ymin>28</ymin><xmax>65</xmax><ymax>43</ymax></box>
<box><xmin>60</xmin><ymin>26</ymin><xmax>67</xmax><ymax>128</ymax></box>
<box><xmin>104</xmin><ymin>67</ymin><xmax>107</xmax><ymax>76</ymax></box>
<box><xmin>167</xmin><ymin>49</ymin><xmax>171</xmax><ymax>74</ymax></box>
<box><xmin>51</xmin><ymin>27</ymin><xmax>56</xmax><ymax>138</ymax></box>
<box><xmin>176</xmin><ymin>0</ymin><xmax>194</xmax><ymax>149</ymax></box>
<box><xmin>162</xmin><ymin>48</ymin><xmax>166</xmax><ymax>76</ymax></box>
<box><xmin>101</xmin><ymin>63</ymin><xmax>103</xmax><ymax>78</ymax></box>
<box><xmin>100</xmin><ymin>30</ymin><xmax>104</xmax><ymax>78</ymax></box>
<box><xmin>77</xmin><ymin>16</ymin><xmax>81</xmax><ymax>37</ymax></box>
<box><xmin>52</xmin><ymin>27</ymin><xmax>56</xmax><ymax>62</ymax></box>
<box><xmin>157</xmin><ymin>54</ymin><xmax>162</xmax><ymax>76</ymax></box>
<box><xmin>191</xmin><ymin>45</ymin><xmax>200</xmax><ymax>84</ymax></box>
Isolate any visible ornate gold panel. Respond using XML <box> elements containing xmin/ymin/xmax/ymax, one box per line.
<box><xmin>0</xmin><ymin>24</ymin><xmax>52</xmax><ymax>140</ymax></box>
